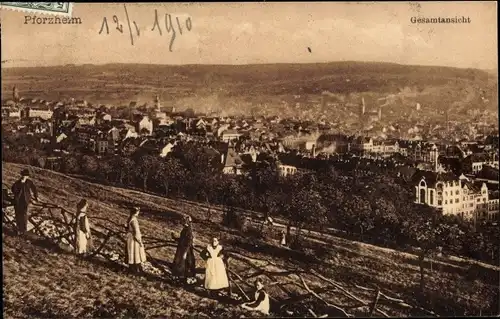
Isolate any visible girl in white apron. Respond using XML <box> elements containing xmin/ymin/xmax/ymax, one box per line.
<box><xmin>201</xmin><ymin>237</ymin><xmax>229</xmax><ymax>296</ymax></box>
<box><xmin>74</xmin><ymin>199</ymin><xmax>92</xmax><ymax>258</ymax></box>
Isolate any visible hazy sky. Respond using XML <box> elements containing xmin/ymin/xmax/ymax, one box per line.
<box><xmin>1</xmin><ymin>2</ymin><xmax>497</xmax><ymax>69</ymax></box>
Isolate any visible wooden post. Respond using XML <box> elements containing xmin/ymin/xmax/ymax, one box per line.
<box><xmin>225</xmin><ymin>255</ymin><xmax>233</xmax><ymax>298</ymax></box>
<box><xmin>368</xmin><ymin>288</ymin><xmax>381</xmax><ymax>317</ymax></box>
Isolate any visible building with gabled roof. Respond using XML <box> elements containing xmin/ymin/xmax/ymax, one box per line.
<box><xmin>464</xmin><ymin>153</ymin><xmax>497</xmax><ymax>174</ymax></box>
<box><xmin>221</xmin><ymin>129</ymin><xmax>242</xmax><ymax>143</ymax></box>
<box><xmin>413</xmin><ymin>170</ymin><xmax>490</xmax><ymax>220</ymax></box>
<box><xmin>475</xmin><ymin>165</ymin><xmax>499</xmax><ymax>184</ymax></box>
<box><xmin>222</xmin><ymin>147</ymin><xmax>243</xmax><ymax>175</ymax></box>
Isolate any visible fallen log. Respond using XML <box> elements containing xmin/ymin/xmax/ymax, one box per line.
<box><xmin>353</xmin><ymin>284</ymin><xmax>438</xmax><ymax>317</ymax></box>
<box><xmin>308</xmin><ymin>308</ymin><xmax>318</xmax><ymax>317</ymax></box>
<box><xmin>89</xmin><ymin>230</ymin><xmax>114</xmax><ymax>258</ymax></box>
<box><xmin>298</xmin><ymin>274</ymin><xmax>353</xmax><ymax>318</ymax></box>
<box><xmin>230</xmin><ymin>277</ymin><xmax>251</xmax><ymax>301</ymax></box>
<box><xmin>279</xmin><ymin>285</ymin><xmax>365</xmax><ymax>311</ymax></box>
<box><xmin>60</xmin><ymin>209</ymin><xmax>72</xmax><ymax>228</ymax></box>
<box><xmin>267</xmin><ymin>278</ymin><xmax>298</xmax><ymax>287</ymax></box>
<box><xmin>145</xmin><ymin>243</ymin><xmax>178</xmax><ymax>251</ymax></box>
<box><xmin>226</xmin><ymin>267</ymin><xmax>279</xmax><ymax>304</ymax></box>
<box><xmin>309</xmin><ymin>269</ymin><xmax>390</xmax><ymax>318</ymax></box>
<box><xmin>368</xmin><ymin>288</ymin><xmax>381</xmax><ymax>317</ymax></box>
<box><xmin>310</xmin><ymin>269</ymin><xmax>368</xmax><ymax>305</ymax></box>
<box><xmin>46</xmin><ymin>208</ymin><xmax>67</xmax><ymax>239</ymax></box>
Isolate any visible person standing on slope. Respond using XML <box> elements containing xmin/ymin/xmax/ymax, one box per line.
<box><xmin>201</xmin><ymin>237</ymin><xmax>229</xmax><ymax>297</ymax></box>
<box><xmin>74</xmin><ymin>199</ymin><xmax>92</xmax><ymax>260</ymax></box>
<box><xmin>172</xmin><ymin>215</ymin><xmax>197</xmax><ymax>285</ymax></box>
<box><xmin>126</xmin><ymin>207</ymin><xmax>147</xmax><ymax>274</ymax></box>
<box><xmin>11</xmin><ymin>169</ymin><xmax>38</xmax><ymax>236</ymax></box>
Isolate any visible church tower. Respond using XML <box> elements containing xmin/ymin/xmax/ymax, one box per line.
<box><xmin>361</xmin><ymin>97</ymin><xmax>366</xmax><ymax>115</ymax></box>
<box><xmin>12</xmin><ymin>85</ymin><xmax>20</xmax><ymax>103</ymax></box>
<box><xmin>155</xmin><ymin>94</ymin><xmax>161</xmax><ymax>112</ymax></box>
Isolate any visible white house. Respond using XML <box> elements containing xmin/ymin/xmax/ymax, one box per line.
<box><xmin>279</xmin><ymin>164</ymin><xmax>297</xmax><ymax>177</ymax></box>
<box><xmin>123</xmin><ymin>128</ymin><xmax>138</xmax><ymax>140</ymax></box>
<box><xmin>56</xmin><ymin>133</ymin><xmax>68</xmax><ymax>143</ymax></box>
<box><xmin>221</xmin><ymin>129</ymin><xmax>242</xmax><ymax>142</ymax></box>
<box><xmin>9</xmin><ymin>110</ymin><xmax>20</xmax><ymax>118</ymax></box>
<box><xmin>96</xmin><ymin>139</ymin><xmax>109</xmax><ymax>154</ymax></box>
<box><xmin>414</xmin><ymin>171</ymin><xmax>490</xmax><ymax>220</ymax></box>
<box><xmin>305</xmin><ymin>141</ymin><xmax>316</xmax><ymax>151</ymax></box>
<box><xmin>159</xmin><ymin>142</ymin><xmax>177</xmax><ymax>158</ymax></box>
<box><xmin>222</xmin><ymin>148</ymin><xmax>243</xmax><ymax>175</ymax></box>
<box><xmin>137</xmin><ymin>116</ymin><xmax>153</xmax><ymax>136</ymax></box>
<box><xmin>350</xmin><ymin>136</ymin><xmax>374</xmax><ymax>153</ymax></box>
<box><xmin>487</xmin><ymin>197</ymin><xmax>499</xmax><ymax>221</ymax></box>
<box><xmin>29</xmin><ymin>109</ymin><xmax>53</xmax><ymax>120</ymax></box>
<box><xmin>217</xmin><ymin>124</ymin><xmax>231</xmax><ymax>137</ymax></box>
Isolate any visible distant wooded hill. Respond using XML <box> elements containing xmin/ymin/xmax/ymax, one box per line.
<box><xmin>2</xmin><ymin>62</ymin><xmax>496</xmax><ymax>114</ymax></box>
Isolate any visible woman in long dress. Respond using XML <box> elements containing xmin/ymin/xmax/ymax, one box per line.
<box><xmin>201</xmin><ymin>237</ymin><xmax>229</xmax><ymax>296</ymax></box>
<box><xmin>126</xmin><ymin>207</ymin><xmax>147</xmax><ymax>273</ymax></box>
<box><xmin>172</xmin><ymin>215</ymin><xmax>196</xmax><ymax>284</ymax></box>
<box><xmin>74</xmin><ymin>199</ymin><xmax>92</xmax><ymax>258</ymax></box>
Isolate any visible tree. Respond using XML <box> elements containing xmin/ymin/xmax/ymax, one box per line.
<box><xmin>335</xmin><ymin>194</ymin><xmax>373</xmax><ymax>239</ymax></box>
<box><xmin>287</xmin><ymin>188</ymin><xmax>327</xmax><ymax>243</ymax></box>
<box><xmin>403</xmin><ymin>206</ymin><xmax>462</xmax><ymax>291</ymax></box>
<box><xmin>481</xmin><ymin>223</ymin><xmax>500</xmax><ymax>262</ymax></box>
<box><xmin>371</xmin><ymin>198</ymin><xmax>399</xmax><ymax>243</ymax></box>
<box><xmin>81</xmin><ymin>155</ymin><xmax>99</xmax><ymax>176</ymax></box>
<box><xmin>252</xmin><ymin>157</ymin><xmax>280</xmax><ymax>218</ymax></box>
<box><xmin>113</xmin><ymin>156</ymin><xmax>135</xmax><ymax>185</ymax></box>
<box><xmin>62</xmin><ymin>156</ymin><xmax>80</xmax><ymax>174</ymax></box>
<box><xmin>351</xmin><ymin>196</ymin><xmax>375</xmax><ymax>240</ymax></box>
<box><xmin>155</xmin><ymin>156</ymin><xmax>184</xmax><ymax>196</ymax></box>
<box><xmin>221</xmin><ymin>176</ymin><xmax>247</xmax><ymax>230</ymax></box>
<box><xmin>136</xmin><ymin>155</ymin><xmax>160</xmax><ymax>191</ymax></box>
<box><xmin>33</xmin><ymin>154</ymin><xmax>45</xmax><ymax>168</ymax></box>
<box><xmin>98</xmin><ymin>159</ymin><xmax>114</xmax><ymax>183</ymax></box>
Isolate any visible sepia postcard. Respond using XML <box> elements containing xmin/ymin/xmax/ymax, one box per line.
<box><xmin>1</xmin><ymin>2</ymin><xmax>498</xmax><ymax>318</ymax></box>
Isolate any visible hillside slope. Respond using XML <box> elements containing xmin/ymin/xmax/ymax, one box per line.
<box><xmin>2</xmin><ymin>162</ymin><xmax>499</xmax><ymax>317</ymax></box>
<box><xmin>3</xmin><ymin>232</ymin><xmax>241</xmax><ymax>318</ymax></box>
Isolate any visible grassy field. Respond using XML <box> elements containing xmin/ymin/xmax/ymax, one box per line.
<box><xmin>2</xmin><ymin>162</ymin><xmax>499</xmax><ymax>318</ymax></box>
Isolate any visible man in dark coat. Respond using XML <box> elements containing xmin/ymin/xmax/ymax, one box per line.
<box><xmin>172</xmin><ymin>215</ymin><xmax>196</xmax><ymax>284</ymax></box>
<box><xmin>11</xmin><ymin>169</ymin><xmax>38</xmax><ymax>236</ymax></box>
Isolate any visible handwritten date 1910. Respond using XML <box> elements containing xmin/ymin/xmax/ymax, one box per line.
<box><xmin>151</xmin><ymin>9</ymin><xmax>192</xmax><ymax>52</ymax></box>
<box><xmin>98</xmin><ymin>4</ymin><xmax>192</xmax><ymax>51</ymax></box>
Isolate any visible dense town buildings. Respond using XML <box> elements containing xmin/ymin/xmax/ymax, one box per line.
<box><xmin>2</xmin><ymin>90</ymin><xmax>499</xmax><ymax>222</ymax></box>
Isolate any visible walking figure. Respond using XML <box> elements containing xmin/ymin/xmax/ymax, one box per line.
<box><xmin>280</xmin><ymin>230</ymin><xmax>287</xmax><ymax>246</ymax></box>
<box><xmin>172</xmin><ymin>215</ymin><xmax>196</xmax><ymax>285</ymax></box>
<box><xmin>11</xmin><ymin>169</ymin><xmax>38</xmax><ymax>236</ymax></box>
<box><xmin>125</xmin><ymin>207</ymin><xmax>147</xmax><ymax>274</ymax></box>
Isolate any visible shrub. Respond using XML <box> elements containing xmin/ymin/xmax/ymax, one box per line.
<box><xmin>222</xmin><ymin>209</ymin><xmax>247</xmax><ymax>231</ymax></box>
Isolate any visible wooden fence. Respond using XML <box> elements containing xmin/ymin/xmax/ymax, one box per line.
<box><xmin>2</xmin><ymin>195</ymin><xmax>439</xmax><ymax>318</ymax></box>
